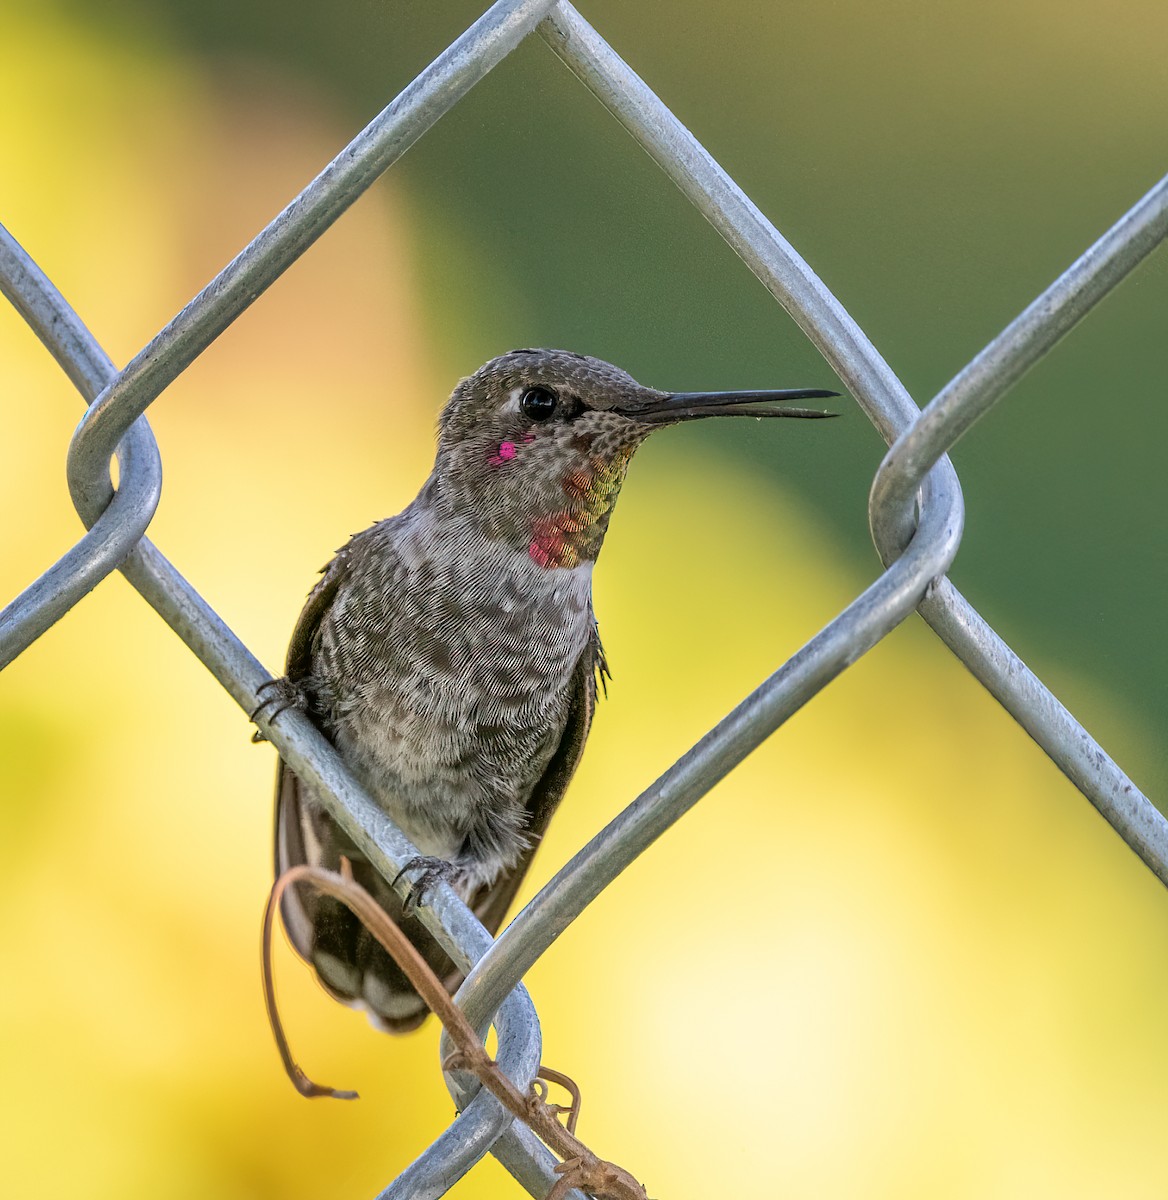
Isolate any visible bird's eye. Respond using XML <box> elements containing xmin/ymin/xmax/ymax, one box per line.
<box><xmin>520</xmin><ymin>386</ymin><xmax>557</xmax><ymax>421</ymax></box>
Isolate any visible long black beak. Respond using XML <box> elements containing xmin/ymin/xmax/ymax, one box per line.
<box><xmin>622</xmin><ymin>387</ymin><xmax>840</xmax><ymax>424</ymax></box>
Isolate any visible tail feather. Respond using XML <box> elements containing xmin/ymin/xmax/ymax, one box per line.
<box><xmin>275</xmin><ymin>763</ymin><xmax>459</xmax><ymax>1033</ymax></box>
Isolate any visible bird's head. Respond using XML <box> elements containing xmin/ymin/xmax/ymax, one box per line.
<box><xmin>433</xmin><ymin>348</ymin><xmax>837</xmax><ymax>569</ymax></box>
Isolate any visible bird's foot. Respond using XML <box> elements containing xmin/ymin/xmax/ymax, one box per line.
<box><xmin>250</xmin><ymin>676</ymin><xmax>309</xmax><ymax>743</ymax></box>
<box><xmin>393</xmin><ymin>856</ymin><xmax>461</xmax><ymax>917</ymax></box>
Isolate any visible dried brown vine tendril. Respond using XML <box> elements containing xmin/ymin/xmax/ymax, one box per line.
<box><xmin>262</xmin><ymin>861</ymin><xmax>649</xmax><ymax>1199</ymax></box>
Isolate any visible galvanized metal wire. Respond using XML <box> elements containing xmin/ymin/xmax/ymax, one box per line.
<box><xmin>2</xmin><ymin>1</ymin><xmax>1165</xmax><ymax>1195</ymax></box>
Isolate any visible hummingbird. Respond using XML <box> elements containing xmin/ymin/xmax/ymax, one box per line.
<box><xmin>270</xmin><ymin>348</ymin><xmax>836</xmax><ymax>1032</ymax></box>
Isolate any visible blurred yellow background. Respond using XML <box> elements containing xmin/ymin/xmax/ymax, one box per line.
<box><xmin>2</xmin><ymin>3</ymin><xmax>1167</xmax><ymax>1198</ymax></box>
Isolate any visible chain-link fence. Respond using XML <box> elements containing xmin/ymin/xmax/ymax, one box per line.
<box><xmin>3</xmin><ymin>1</ymin><xmax>1166</xmax><ymax>1195</ymax></box>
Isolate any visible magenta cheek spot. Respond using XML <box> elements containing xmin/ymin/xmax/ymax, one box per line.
<box><xmin>488</xmin><ymin>440</ymin><xmax>517</xmax><ymax>467</ymax></box>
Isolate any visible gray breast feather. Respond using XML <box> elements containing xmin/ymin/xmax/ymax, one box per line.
<box><xmin>305</xmin><ymin>512</ymin><xmax>595</xmax><ymax>892</ymax></box>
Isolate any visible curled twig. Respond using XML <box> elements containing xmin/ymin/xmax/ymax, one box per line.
<box><xmin>261</xmin><ymin>865</ymin><xmax>358</xmax><ymax>1100</ymax></box>
<box><xmin>262</xmin><ymin>863</ymin><xmax>649</xmax><ymax>1199</ymax></box>
<box><xmin>537</xmin><ymin>1064</ymin><xmax>583</xmax><ymax>1135</ymax></box>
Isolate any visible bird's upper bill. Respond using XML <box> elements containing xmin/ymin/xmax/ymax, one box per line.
<box><xmin>616</xmin><ymin>387</ymin><xmax>839</xmax><ymax>424</ymax></box>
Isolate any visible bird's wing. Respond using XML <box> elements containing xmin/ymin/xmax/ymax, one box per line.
<box><xmin>272</xmin><ymin>553</ymin><xmax>347</xmax><ymax>962</ymax></box>
<box><xmin>284</xmin><ymin>552</ymin><xmax>348</xmax><ymax>683</ymax></box>
<box><xmin>273</xmin><ymin>542</ymin><xmax>462</xmax><ymax>1033</ymax></box>
<box><xmin>470</xmin><ymin>625</ymin><xmax>604</xmax><ymax>936</ymax></box>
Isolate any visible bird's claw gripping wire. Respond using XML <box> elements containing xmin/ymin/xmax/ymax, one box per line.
<box><xmin>393</xmin><ymin>856</ymin><xmax>462</xmax><ymax>916</ymax></box>
<box><xmin>250</xmin><ymin>676</ymin><xmax>309</xmax><ymax>742</ymax></box>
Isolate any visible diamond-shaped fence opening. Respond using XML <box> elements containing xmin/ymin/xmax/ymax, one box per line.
<box><xmin>2</xmin><ymin>2</ymin><xmax>1166</xmax><ymax>1196</ymax></box>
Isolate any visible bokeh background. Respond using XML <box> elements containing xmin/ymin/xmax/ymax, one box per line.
<box><xmin>3</xmin><ymin>1</ymin><xmax>1167</xmax><ymax>1196</ymax></box>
